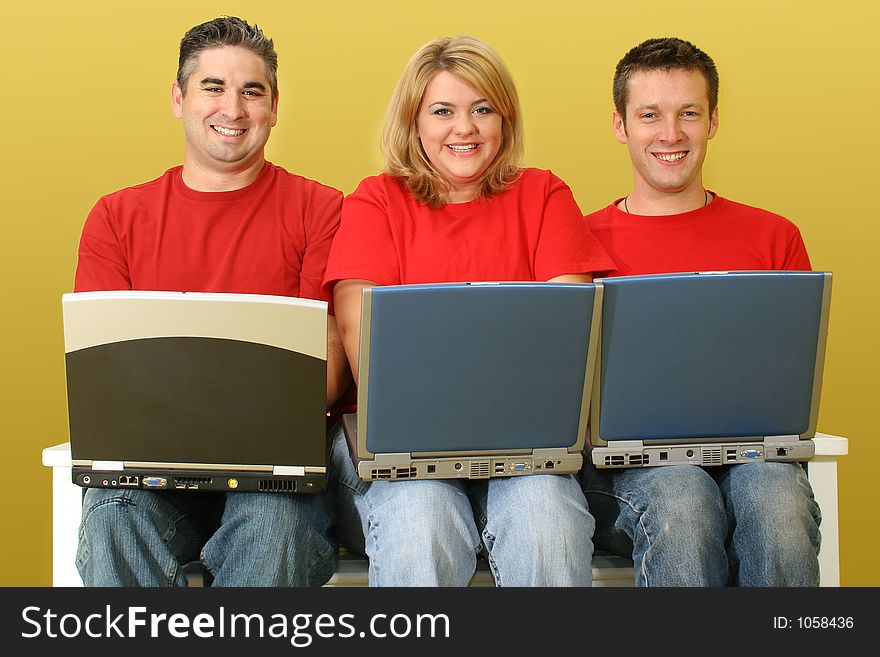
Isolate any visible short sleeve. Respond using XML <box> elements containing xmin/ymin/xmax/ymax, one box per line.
<box><xmin>74</xmin><ymin>197</ymin><xmax>131</xmax><ymax>292</ymax></box>
<box><xmin>782</xmin><ymin>227</ymin><xmax>812</xmax><ymax>271</ymax></box>
<box><xmin>297</xmin><ymin>185</ymin><xmax>343</xmax><ymax>302</ymax></box>
<box><xmin>533</xmin><ymin>174</ymin><xmax>616</xmax><ymax>280</ymax></box>
<box><xmin>322</xmin><ymin>176</ymin><xmax>402</xmax><ymax>299</ymax></box>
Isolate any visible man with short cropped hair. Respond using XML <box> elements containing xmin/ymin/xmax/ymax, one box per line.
<box><xmin>581</xmin><ymin>37</ymin><xmax>820</xmax><ymax>586</ymax></box>
<box><xmin>74</xmin><ymin>16</ymin><xmax>348</xmax><ymax>586</ymax></box>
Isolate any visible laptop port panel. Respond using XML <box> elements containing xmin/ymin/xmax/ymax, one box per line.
<box><xmin>360</xmin><ymin>452</ymin><xmax>582</xmax><ymax>481</ymax></box>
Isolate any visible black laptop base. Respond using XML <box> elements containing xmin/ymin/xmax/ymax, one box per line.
<box><xmin>72</xmin><ymin>467</ymin><xmax>326</xmax><ymax>494</ymax></box>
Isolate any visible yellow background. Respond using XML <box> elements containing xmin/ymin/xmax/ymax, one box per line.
<box><xmin>2</xmin><ymin>0</ymin><xmax>876</xmax><ymax>585</ymax></box>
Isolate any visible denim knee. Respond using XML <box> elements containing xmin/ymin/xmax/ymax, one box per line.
<box><xmin>478</xmin><ymin>474</ymin><xmax>594</xmax><ymax>586</ymax></box>
<box><xmin>363</xmin><ymin>480</ymin><xmax>480</xmax><ymax>586</ymax></box>
<box><xmin>719</xmin><ymin>462</ymin><xmax>821</xmax><ymax>531</ymax></box>
<box><xmin>77</xmin><ymin>488</ymin><xmax>190</xmax><ymax>586</ymax></box>
<box><xmin>584</xmin><ymin>465</ymin><xmax>728</xmax><ymax>586</ymax></box>
<box><xmin>718</xmin><ymin>463</ymin><xmax>821</xmax><ymax>586</ymax></box>
<box><xmin>638</xmin><ymin>467</ymin><xmax>724</xmax><ymax>522</ymax></box>
<box><xmin>590</xmin><ymin>466</ymin><xmax>726</xmax><ymax>532</ymax></box>
<box><xmin>204</xmin><ymin>491</ymin><xmax>336</xmax><ymax>586</ymax></box>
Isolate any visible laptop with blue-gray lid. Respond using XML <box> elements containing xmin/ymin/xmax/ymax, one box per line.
<box><xmin>64</xmin><ymin>290</ymin><xmax>329</xmax><ymax>494</ymax></box>
<box><xmin>589</xmin><ymin>271</ymin><xmax>831</xmax><ymax>468</ymax></box>
<box><xmin>342</xmin><ymin>281</ymin><xmax>603</xmax><ymax>481</ymax></box>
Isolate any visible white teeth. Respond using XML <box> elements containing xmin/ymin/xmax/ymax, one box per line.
<box><xmin>447</xmin><ymin>144</ymin><xmax>478</xmax><ymax>152</ymax></box>
<box><xmin>213</xmin><ymin>126</ymin><xmax>245</xmax><ymax>136</ymax></box>
<box><xmin>655</xmin><ymin>152</ymin><xmax>686</xmax><ymax>162</ymax></box>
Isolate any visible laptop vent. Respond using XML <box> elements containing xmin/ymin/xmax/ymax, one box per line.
<box><xmin>470</xmin><ymin>461</ymin><xmax>490</xmax><ymax>479</ymax></box>
<box><xmin>369</xmin><ymin>467</ymin><xmax>417</xmax><ymax>480</ymax></box>
<box><xmin>259</xmin><ymin>479</ymin><xmax>296</xmax><ymax>493</ymax></box>
<box><xmin>603</xmin><ymin>454</ymin><xmax>650</xmax><ymax>467</ymax></box>
<box><xmin>702</xmin><ymin>448</ymin><xmax>723</xmax><ymax>465</ymax></box>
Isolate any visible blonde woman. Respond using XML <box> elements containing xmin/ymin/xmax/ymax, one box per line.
<box><xmin>323</xmin><ymin>36</ymin><xmax>614</xmax><ymax>586</ymax></box>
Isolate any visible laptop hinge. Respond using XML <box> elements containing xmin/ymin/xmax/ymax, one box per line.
<box><xmin>92</xmin><ymin>460</ymin><xmax>124</xmax><ymax>471</ymax></box>
<box><xmin>594</xmin><ymin>441</ymin><xmax>644</xmax><ymax>450</ymax></box>
<box><xmin>370</xmin><ymin>453</ymin><xmax>413</xmax><ymax>466</ymax></box>
<box><xmin>272</xmin><ymin>465</ymin><xmax>306</xmax><ymax>476</ymax></box>
<box><xmin>764</xmin><ymin>437</ymin><xmax>815</xmax><ymax>460</ymax></box>
<box><xmin>532</xmin><ymin>447</ymin><xmax>573</xmax><ymax>459</ymax></box>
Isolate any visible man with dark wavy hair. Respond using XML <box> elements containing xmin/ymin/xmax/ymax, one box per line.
<box><xmin>73</xmin><ymin>17</ymin><xmax>348</xmax><ymax>586</ymax></box>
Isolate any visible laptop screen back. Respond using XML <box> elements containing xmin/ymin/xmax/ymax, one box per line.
<box><xmin>64</xmin><ymin>291</ymin><xmax>328</xmax><ymax>467</ymax></box>
<box><xmin>594</xmin><ymin>272</ymin><xmax>828</xmax><ymax>442</ymax></box>
<box><xmin>360</xmin><ymin>283</ymin><xmax>598</xmax><ymax>454</ymax></box>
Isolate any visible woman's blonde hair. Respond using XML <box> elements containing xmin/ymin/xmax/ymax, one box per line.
<box><xmin>381</xmin><ymin>36</ymin><xmax>524</xmax><ymax>207</ymax></box>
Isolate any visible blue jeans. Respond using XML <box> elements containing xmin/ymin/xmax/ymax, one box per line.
<box><xmin>330</xmin><ymin>426</ymin><xmax>595</xmax><ymax>586</ymax></box>
<box><xmin>77</xmin><ymin>485</ymin><xmax>336</xmax><ymax>587</ymax></box>
<box><xmin>580</xmin><ymin>461</ymin><xmax>821</xmax><ymax>586</ymax></box>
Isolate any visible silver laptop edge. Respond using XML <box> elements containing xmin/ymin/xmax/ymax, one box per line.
<box><xmin>355</xmin><ymin>286</ymin><xmax>375</xmax><ymax>463</ymax></box>
<box><xmin>357</xmin><ymin>450</ymin><xmax>583</xmax><ymax>480</ymax></box>
<box><xmin>72</xmin><ymin>459</ymin><xmax>327</xmax><ymax>475</ymax></box>
<box><xmin>806</xmin><ymin>273</ymin><xmax>833</xmax><ymax>438</ymax></box>
<box><xmin>590</xmin><ymin>438</ymin><xmax>816</xmax><ymax>469</ymax></box>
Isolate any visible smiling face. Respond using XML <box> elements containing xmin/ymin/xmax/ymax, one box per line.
<box><xmin>171</xmin><ymin>46</ymin><xmax>277</xmax><ymax>185</ymax></box>
<box><xmin>416</xmin><ymin>71</ymin><xmax>502</xmax><ymax>203</ymax></box>
<box><xmin>614</xmin><ymin>68</ymin><xmax>718</xmax><ymax>201</ymax></box>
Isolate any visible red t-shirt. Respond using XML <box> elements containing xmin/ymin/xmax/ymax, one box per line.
<box><xmin>322</xmin><ymin>168</ymin><xmax>614</xmax><ymax>297</ymax></box>
<box><xmin>583</xmin><ymin>195</ymin><xmax>811</xmax><ymax>276</ymax></box>
<box><xmin>75</xmin><ymin>162</ymin><xmax>342</xmax><ymax>300</ymax></box>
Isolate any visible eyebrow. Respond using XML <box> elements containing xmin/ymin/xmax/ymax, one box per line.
<box><xmin>426</xmin><ymin>98</ymin><xmax>490</xmax><ymax>108</ymax></box>
<box><xmin>199</xmin><ymin>77</ymin><xmax>268</xmax><ymax>91</ymax></box>
<box><xmin>633</xmin><ymin>101</ymin><xmax>703</xmax><ymax>113</ymax></box>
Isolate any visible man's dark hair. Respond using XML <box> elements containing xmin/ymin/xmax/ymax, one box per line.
<box><xmin>613</xmin><ymin>37</ymin><xmax>718</xmax><ymax>122</ymax></box>
<box><xmin>177</xmin><ymin>16</ymin><xmax>278</xmax><ymax>99</ymax></box>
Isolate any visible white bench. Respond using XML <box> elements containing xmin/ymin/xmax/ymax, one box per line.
<box><xmin>42</xmin><ymin>433</ymin><xmax>848</xmax><ymax>587</ymax></box>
